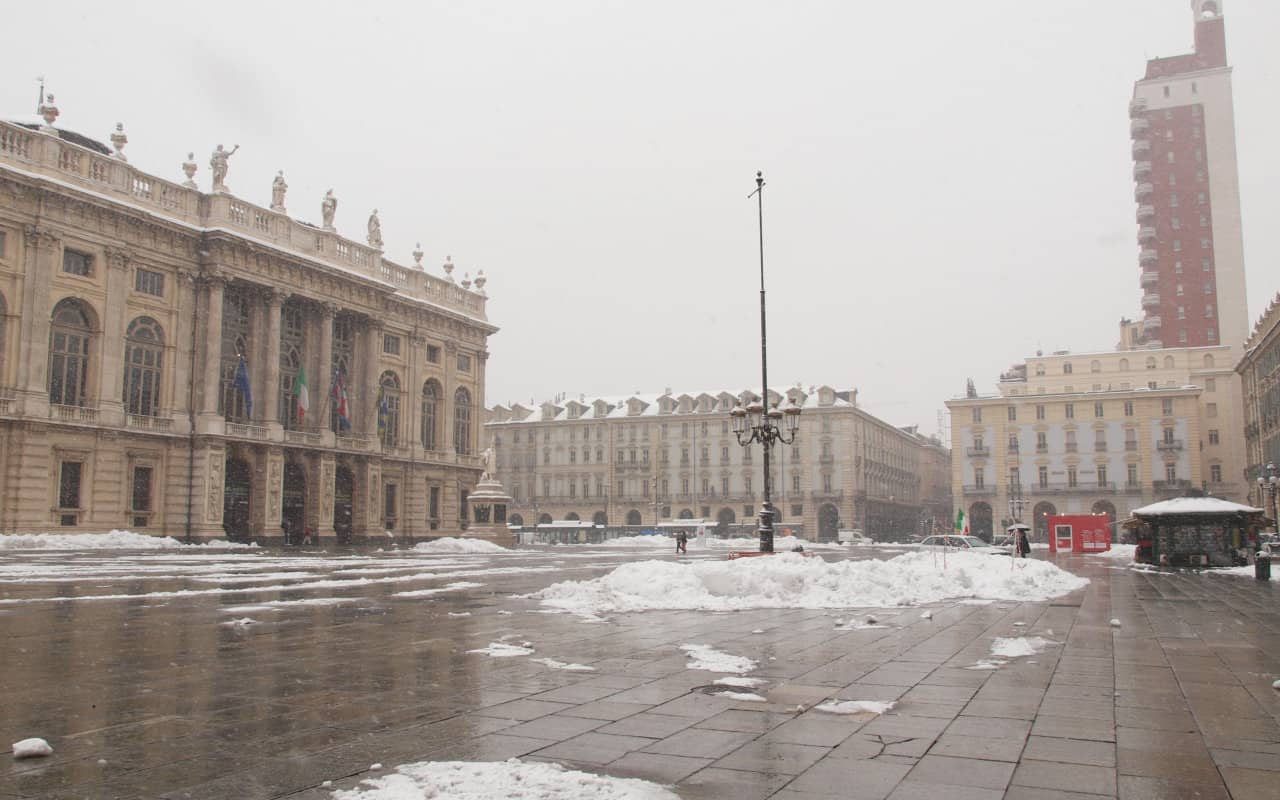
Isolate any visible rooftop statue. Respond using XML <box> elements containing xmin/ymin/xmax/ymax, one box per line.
<box><xmin>321</xmin><ymin>189</ymin><xmax>337</xmax><ymax>231</ymax></box>
<box><xmin>271</xmin><ymin>171</ymin><xmax>288</xmax><ymax>212</ymax></box>
<box><xmin>367</xmin><ymin>209</ymin><xmax>383</xmax><ymax>250</ymax></box>
<box><xmin>209</xmin><ymin>143</ymin><xmax>239</xmax><ymax>193</ymax></box>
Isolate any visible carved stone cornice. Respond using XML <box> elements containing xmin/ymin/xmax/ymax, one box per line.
<box><xmin>263</xmin><ymin>287</ymin><xmax>289</xmax><ymax>309</ymax></box>
<box><xmin>104</xmin><ymin>246</ymin><xmax>133</xmax><ymax>271</ymax></box>
<box><xmin>321</xmin><ymin>301</ymin><xmax>340</xmax><ymax>319</ymax></box>
<box><xmin>198</xmin><ymin>266</ymin><xmax>231</xmax><ymax>288</ymax></box>
<box><xmin>22</xmin><ymin>225</ymin><xmax>60</xmax><ymax>248</ymax></box>
<box><xmin>477</xmin><ymin>350</ymin><xmax>490</xmax><ymax>363</ymax></box>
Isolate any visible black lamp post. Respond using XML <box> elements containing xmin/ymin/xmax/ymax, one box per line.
<box><xmin>731</xmin><ymin>172</ymin><xmax>801</xmax><ymax>553</ymax></box>
<box><xmin>1258</xmin><ymin>462</ymin><xmax>1278</xmax><ymax>531</ymax></box>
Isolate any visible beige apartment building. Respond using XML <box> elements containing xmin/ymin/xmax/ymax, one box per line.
<box><xmin>1238</xmin><ymin>291</ymin><xmax>1280</xmax><ymax>493</ymax></box>
<box><xmin>946</xmin><ymin>345</ymin><xmax>1246</xmax><ymax>540</ymax></box>
<box><xmin>0</xmin><ymin>99</ymin><xmax>495</xmax><ymax>541</ymax></box>
<box><xmin>484</xmin><ymin>386</ymin><xmax>951</xmax><ymax>542</ymax></box>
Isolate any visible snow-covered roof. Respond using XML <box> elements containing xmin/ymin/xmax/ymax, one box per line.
<box><xmin>1131</xmin><ymin>497</ymin><xmax>1263</xmax><ymax>516</ymax></box>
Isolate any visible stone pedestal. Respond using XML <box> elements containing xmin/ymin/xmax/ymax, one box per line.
<box><xmin>465</xmin><ymin>474</ymin><xmax>515</xmax><ymax>548</ymax></box>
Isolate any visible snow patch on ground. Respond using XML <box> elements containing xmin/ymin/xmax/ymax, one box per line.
<box><xmin>716</xmin><ymin>691</ymin><xmax>767</xmax><ymax>702</ymax></box>
<box><xmin>1087</xmin><ymin>544</ymin><xmax>1137</xmax><ymax>560</ymax></box>
<box><xmin>10</xmin><ymin>738</ymin><xmax>53</xmax><ymax>758</ymax></box>
<box><xmin>413</xmin><ymin>537</ymin><xmax>510</xmax><ymax>554</ymax></box>
<box><xmin>530</xmin><ymin>657</ymin><xmax>595</xmax><ymax>672</ymax></box>
<box><xmin>966</xmin><ymin>660</ymin><xmax>1007</xmax><ymax>671</ymax></box>
<box><xmin>0</xmin><ymin>530</ymin><xmax>254</xmax><ymax>550</ymax></box>
<box><xmin>679</xmin><ymin>644</ymin><xmax>756</xmax><ymax>674</ymax></box>
<box><xmin>467</xmin><ymin>643</ymin><xmax>534</xmax><ymax>658</ymax></box>
<box><xmin>991</xmin><ymin>636</ymin><xmax>1056</xmax><ymax>658</ymax></box>
<box><xmin>816</xmin><ymin>700</ymin><xmax>895</xmax><ymax>715</ymax></box>
<box><xmin>714</xmin><ymin>676</ymin><xmax>766</xmax><ymax>688</ymax></box>
<box><xmin>331</xmin><ymin>758</ymin><xmax>680</xmax><ymax>800</ymax></box>
<box><xmin>393</xmin><ymin>581</ymin><xmax>484</xmax><ymax>598</ymax></box>
<box><xmin>531</xmin><ymin>551</ymin><xmax>1088</xmax><ymax>616</ymax></box>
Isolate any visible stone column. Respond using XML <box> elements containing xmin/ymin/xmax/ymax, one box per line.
<box><xmin>442</xmin><ymin>341</ymin><xmax>457</xmax><ymax>454</ymax></box>
<box><xmin>172</xmin><ymin>270</ymin><xmax>199</xmax><ymax>434</ymax></box>
<box><xmin>16</xmin><ymin>226</ymin><xmax>59</xmax><ymax>416</ymax></box>
<box><xmin>197</xmin><ymin>271</ymin><xmax>226</xmax><ymax>423</ymax></box>
<box><xmin>98</xmin><ymin>247</ymin><xmax>131</xmax><ymax>426</ymax></box>
<box><xmin>316</xmin><ymin>451</ymin><xmax>336</xmax><ymax>543</ymax></box>
<box><xmin>406</xmin><ymin>334</ymin><xmax>425</xmax><ymax>450</ymax></box>
<box><xmin>261</xmin><ymin>289</ymin><xmax>285</xmax><ymax>427</ymax></box>
<box><xmin>316</xmin><ymin>303</ymin><xmax>336</xmax><ymax>431</ymax></box>
<box><xmin>363</xmin><ymin>319</ymin><xmax>383</xmax><ymax>436</ymax></box>
<box><xmin>190</xmin><ymin>441</ymin><xmax>228</xmax><ymax>540</ymax></box>
<box><xmin>259</xmin><ymin>446</ymin><xmax>284</xmax><ymax>540</ymax></box>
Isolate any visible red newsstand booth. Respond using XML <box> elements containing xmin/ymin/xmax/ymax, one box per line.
<box><xmin>1047</xmin><ymin>514</ymin><xmax>1111</xmax><ymax>554</ymax></box>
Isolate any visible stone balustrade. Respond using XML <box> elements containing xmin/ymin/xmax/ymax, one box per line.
<box><xmin>0</xmin><ymin>119</ymin><xmax>487</xmax><ymax>321</ymax></box>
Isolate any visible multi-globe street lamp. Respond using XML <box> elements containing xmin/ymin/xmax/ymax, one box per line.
<box><xmin>730</xmin><ymin>172</ymin><xmax>801</xmax><ymax>553</ymax></box>
<box><xmin>1008</xmin><ymin>481</ymin><xmax>1026</xmax><ymax>524</ymax></box>
<box><xmin>1258</xmin><ymin>462</ymin><xmax>1279</xmax><ymax>532</ymax></box>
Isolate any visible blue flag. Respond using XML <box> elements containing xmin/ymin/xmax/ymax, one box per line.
<box><xmin>234</xmin><ymin>356</ymin><xmax>253</xmax><ymax>417</ymax></box>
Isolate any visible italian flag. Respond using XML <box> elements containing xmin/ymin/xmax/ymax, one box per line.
<box><xmin>955</xmin><ymin>508</ymin><xmax>967</xmax><ymax>535</ymax></box>
<box><xmin>294</xmin><ymin>366</ymin><xmax>309</xmax><ymax>423</ymax></box>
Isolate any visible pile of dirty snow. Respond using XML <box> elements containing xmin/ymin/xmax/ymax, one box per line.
<box><xmin>332</xmin><ymin>759</ymin><xmax>679</xmax><ymax>800</ymax></box>
<box><xmin>0</xmin><ymin>530</ymin><xmax>253</xmax><ymax>550</ymax></box>
<box><xmin>530</xmin><ymin>551</ymin><xmax>1088</xmax><ymax>615</ymax></box>
<box><xmin>412</xmin><ymin>537</ymin><xmax>510</xmax><ymax>554</ymax></box>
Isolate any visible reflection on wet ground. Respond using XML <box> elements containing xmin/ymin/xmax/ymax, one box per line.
<box><xmin>1</xmin><ymin>544</ymin><xmax>1278</xmax><ymax>799</ymax></box>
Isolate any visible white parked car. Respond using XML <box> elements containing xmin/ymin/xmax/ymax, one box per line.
<box><xmin>918</xmin><ymin>535</ymin><xmax>1011</xmax><ymax>555</ymax></box>
<box><xmin>838</xmin><ymin>529</ymin><xmax>872</xmax><ymax>544</ymax></box>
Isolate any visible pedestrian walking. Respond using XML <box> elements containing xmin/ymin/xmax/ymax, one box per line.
<box><xmin>1017</xmin><ymin>528</ymin><xmax>1031</xmax><ymax>558</ymax></box>
<box><xmin>676</xmin><ymin>530</ymin><xmax>688</xmax><ymax>554</ymax></box>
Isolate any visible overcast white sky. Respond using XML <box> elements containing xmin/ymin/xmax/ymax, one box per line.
<box><xmin>3</xmin><ymin>1</ymin><xmax>1276</xmax><ymax>437</ymax></box>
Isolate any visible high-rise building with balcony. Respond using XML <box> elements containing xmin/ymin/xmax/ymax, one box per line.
<box><xmin>1127</xmin><ymin>1</ymin><xmax>1248</xmax><ymax>351</ymax></box>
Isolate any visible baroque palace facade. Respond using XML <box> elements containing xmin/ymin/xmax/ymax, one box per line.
<box><xmin>484</xmin><ymin>386</ymin><xmax>951</xmax><ymax>542</ymax></box>
<box><xmin>0</xmin><ymin>101</ymin><xmax>495</xmax><ymax>542</ymax></box>
<box><xmin>947</xmin><ymin>345</ymin><xmax>1246</xmax><ymax>540</ymax></box>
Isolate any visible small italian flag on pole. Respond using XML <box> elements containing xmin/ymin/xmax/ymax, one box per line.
<box><xmin>294</xmin><ymin>365</ymin><xmax>309</xmax><ymax>424</ymax></box>
<box><xmin>955</xmin><ymin>508</ymin><xmax>966</xmax><ymax>536</ymax></box>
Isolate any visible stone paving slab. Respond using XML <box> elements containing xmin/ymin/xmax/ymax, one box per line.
<box><xmin>1</xmin><ymin>546</ymin><xmax>1279</xmax><ymax>798</ymax></box>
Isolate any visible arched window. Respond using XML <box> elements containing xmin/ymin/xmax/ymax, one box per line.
<box><xmin>219</xmin><ymin>293</ymin><xmax>251</xmax><ymax>421</ymax></box>
<box><xmin>1203</xmin><ymin>354</ymin><xmax>1214</xmax><ymax>368</ymax></box>
<box><xmin>49</xmin><ymin>299</ymin><xmax>93</xmax><ymax>407</ymax></box>
<box><xmin>123</xmin><ymin>317</ymin><xmax>164</xmax><ymax>416</ymax></box>
<box><xmin>379</xmin><ymin>370</ymin><xmax>402</xmax><ymax>447</ymax></box>
<box><xmin>1119</xmin><ymin>358</ymin><xmax>1129</xmax><ymax>371</ymax></box>
<box><xmin>454</xmin><ymin>387</ymin><xmax>472</xmax><ymax>454</ymax></box>
<box><xmin>1163</xmin><ymin>356</ymin><xmax>1175</xmax><ymax>369</ymax></box>
<box><xmin>278</xmin><ymin>304</ymin><xmax>304</xmax><ymax>430</ymax></box>
<box><xmin>1090</xmin><ymin>360</ymin><xmax>1101</xmax><ymax>373</ymax></box>
<box><xmin>1145</xmin><ymin>357</ymin><xmax>1157</xmax><ymax>370</ymax></box>
<box><xmin>420</xmin><ymin>379</ymin><xmax>441</xmax><ymax>450</ymax></box>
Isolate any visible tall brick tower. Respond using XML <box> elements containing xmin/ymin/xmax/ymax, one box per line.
<box><xmin>1129</xmin><ymin>1</ymin><xmax>1248</xmax><ymax>351</ymax></box>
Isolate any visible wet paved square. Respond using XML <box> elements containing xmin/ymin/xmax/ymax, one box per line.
<box><xmin>2</xmin><ymin>544</ymin><xmax>1278</xmax><ymax>799</ymax></box>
